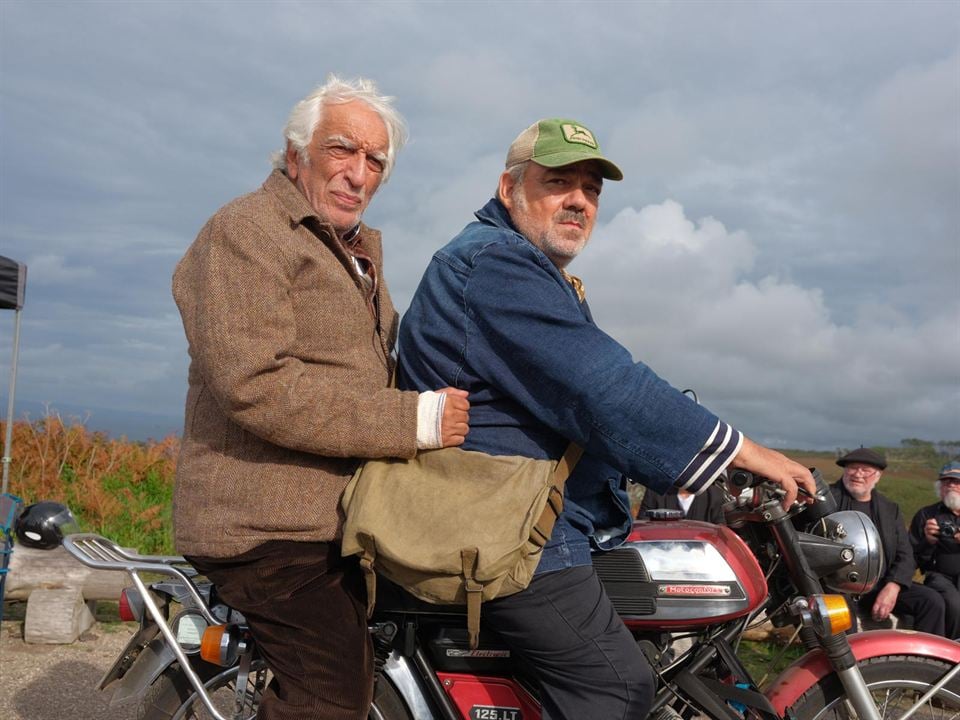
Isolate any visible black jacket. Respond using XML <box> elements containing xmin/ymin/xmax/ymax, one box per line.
<box><xmin>639</xmin><ymin>484</ymin><xmax>727</xmax><ymax>524</ymax></box>
<box><xmin>909</xmin><ymin>501</ymin><xmax>960</xmax><ymax>579</ymax></box>
<box><xmin>830</xmin><ymin>481</ymin><xmax>916</xmax><ymax>590</ymax></box>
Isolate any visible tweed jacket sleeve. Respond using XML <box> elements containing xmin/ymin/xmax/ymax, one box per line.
<box><xmin>173</xmin><ymin>175</ymin><xmax>418</xmax><ymax>459</ymax></box>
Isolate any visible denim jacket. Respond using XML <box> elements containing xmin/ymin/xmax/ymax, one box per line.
<box><xmin>398</xmin><ymin>198</ymin><xmax>742</xmax><ymax>573</ymax></box>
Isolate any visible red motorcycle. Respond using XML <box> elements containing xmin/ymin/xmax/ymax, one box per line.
<box><xmin>33</xmin><ymin>469</ymin><xmax>960</xmax><ymax>720</ymax></box>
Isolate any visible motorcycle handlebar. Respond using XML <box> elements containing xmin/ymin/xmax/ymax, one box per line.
<box><xmin>722</xmin><ymin>467</ymin><xmax>833</xmax><ymax>525</ymax></box>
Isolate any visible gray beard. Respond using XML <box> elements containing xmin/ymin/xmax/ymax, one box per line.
<box><xmin>944</xmin><ymin>491</ymin><xmax>960</xmax><ymax>512</ymax></box>
<box><xmin>842</xmin><ymin>479</ymin><xmax>871</xmax><ymax>502</ymax></box>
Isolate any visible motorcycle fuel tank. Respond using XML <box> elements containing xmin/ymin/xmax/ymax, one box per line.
<box><xmin>593</xmin><ymin>519</ymin><xmax>767</xmax><ymax>630</ymax></box>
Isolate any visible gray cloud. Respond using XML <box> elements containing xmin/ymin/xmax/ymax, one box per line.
<box><xmin>580</xmin><ymin>199</ymin><xmax>959</xmax><ymax>448</ymax></box>
<box><xmin>1</xmin><ymin>0</ymin><xmax>957</xmax><ymax>450</ymax></box>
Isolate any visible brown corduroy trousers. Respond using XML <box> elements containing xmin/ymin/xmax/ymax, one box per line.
<box><xmin>188</xmin><ymin>540</ymin><xmax>373</xmax><ymax>720</ymax></box>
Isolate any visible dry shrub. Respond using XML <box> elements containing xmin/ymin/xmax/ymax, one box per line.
<box><xmin>2</xmin><ymin>410</ymin><xmax>179</xmax><ymax>553</ymax></box>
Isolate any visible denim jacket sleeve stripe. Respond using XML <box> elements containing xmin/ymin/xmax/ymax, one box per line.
<box><xmin>676</xmin><ymin>420</ymin><xmax>744</xmax><ymax>494</ymax></box>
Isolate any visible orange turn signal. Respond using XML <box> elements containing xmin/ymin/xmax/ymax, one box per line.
<box><xmin>200</xmin><ymin>624</ymin><xmax>228</xmax><ymax>665</ymax></box>
<box><xmin>813</xmin><ymin>594</ymin><xmax>852</xmax><ymax>635</ymax></box>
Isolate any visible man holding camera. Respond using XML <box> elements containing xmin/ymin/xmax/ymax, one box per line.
<box><xmin>910</xmin><ymin>461</ymin><xmax>960</xmax><ymax>639</ymax></box>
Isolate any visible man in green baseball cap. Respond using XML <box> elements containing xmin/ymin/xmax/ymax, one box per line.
<box><xmin>396</xmin><ymin>118</ymin><xmax>816</xmax><ymax>720</ymax></box>
<box><xmin>499</xmin><ymin>118</ymin><xmax>622</xmax><ymax>277</ymax></box>
<box><xmin>505</xmin><ymin>117</ymin><xmax>624</xmax><ymax>180</ymax></box>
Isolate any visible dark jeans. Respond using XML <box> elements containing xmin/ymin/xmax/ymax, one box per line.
<box><xmin>924</xmin><ymin>572</ymin><xmax>960</xmax><ymax>639</ymax></box>
<box><xmin>851</xmin><ymin>581</ymin><xmax>946</xmax><ymax>636</ymax></box>
<box><xmin>483</xmin><ymin>565</ymin><xmax>655</xmax><ymax>720</ymax></box>
<box><xmin>188</xmin><ymin>541</ymin><xmax>373</xmax><ymax>720</ymax></box>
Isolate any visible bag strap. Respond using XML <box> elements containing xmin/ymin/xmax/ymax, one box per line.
<box><xmin>532</xmin><ymin>443</ymin><xmax>584</xmax><ymax>543</ymax></box>
<box><xmin>461</xmin><ymin>548</ymin><xmax>483</xmax><ymax>649</ymax></box>
<box><xmin>553</xmin><ymin>442</ymin><xmax>584</xmax><ymax>490</ymax></box>
<box><xmin>358</xmin><ymin>548</ymin><xmax>378</xmax><ymax>619</ymax></box>
<box><xmin>463</xmin><ymin>443</ymin><xmax>585</xmax><ymax>649</ymax></box>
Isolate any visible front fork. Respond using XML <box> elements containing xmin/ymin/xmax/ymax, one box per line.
<box><xmin>817</xmin><ymin>631</ymin><xmax>882</xmax><ymax>720</ymax></box>
<box><xmin>768</xmin><ymin>507</ymin><xmax>882</xmax><ymax>720</ymax></box>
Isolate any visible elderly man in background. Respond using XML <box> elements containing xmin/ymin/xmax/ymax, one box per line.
<box><xmin>397</xmin><ymin>117</ymin><xmax>816</xmax><ymax>720</ymax></box>
<box><xmin>830</xmin><ymin>448</ymin><xmax>945</xmax><ymax>636</ymax></box>
<box><xmin>172</xmin><ymin>76</ymin><xmax>469</xmax><ymax>720</ymax></box>
<box><xmin>910</xmin><ymin>461</ymin><xmax>960</xmax><ymax>639</ymax></box>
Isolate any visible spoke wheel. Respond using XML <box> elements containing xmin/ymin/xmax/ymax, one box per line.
<box><xmin>788</xmin><ymin>655</ymin><xmax>960</xmax><ymax>720</ymax></box>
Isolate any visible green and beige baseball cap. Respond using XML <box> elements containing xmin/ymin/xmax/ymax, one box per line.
<box><xmin>505</xmin><ymin>118</ymin><xmax>623</xmax><ymax>181</ymax></box>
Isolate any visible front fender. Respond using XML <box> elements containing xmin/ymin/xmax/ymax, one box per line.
<box><xmin>103</xmin><ymin>633</ymin><xmax>178</xmax><ymax>706</ymax></box>
<box><xmin>766</xmin><ymin>630</ymin><xmax>960</xmax><ymax>715</ymax></box>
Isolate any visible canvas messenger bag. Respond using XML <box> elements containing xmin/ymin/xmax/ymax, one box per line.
<box><xmin>340</xmin><ymin>443</ymin><xmax>583</xmax><ymax>648</ymax></box>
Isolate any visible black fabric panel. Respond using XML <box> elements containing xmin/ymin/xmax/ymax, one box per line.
<box><xmin>0</xmin><ymin>256</ymin><xmax>26</xmax><ymax>310</ymax></box>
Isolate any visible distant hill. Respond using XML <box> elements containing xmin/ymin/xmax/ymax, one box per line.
<box><xmin>0</xmin><ymin>398</ymin><xmax>181</xmax><ymax>442</ymax></box>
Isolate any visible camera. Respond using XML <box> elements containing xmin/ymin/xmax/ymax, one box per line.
<box><xmin>939</xmin><ymin>520</ymin><xmax>959</xmax><ymax>539</ymax></box>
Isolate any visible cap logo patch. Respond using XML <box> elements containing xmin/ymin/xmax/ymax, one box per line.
<box><xmin>561</xmin><ymin>124</ymin><xmax>598</xmax><ymax>148</ymax></box>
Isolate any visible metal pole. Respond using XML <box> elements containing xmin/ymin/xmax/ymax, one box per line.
<box><xmin>2</xmin><ymin>308</ymin><xmax>22</xmax><ymax>495</ymax></box>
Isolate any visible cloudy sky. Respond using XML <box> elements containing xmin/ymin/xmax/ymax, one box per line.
<box><xmin>1</xmin><ymin>0</ymin><xmax>957</xmax><ymax>450</ymax></box>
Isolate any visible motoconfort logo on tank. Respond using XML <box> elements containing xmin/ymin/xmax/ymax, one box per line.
<box><xmin>658</xmin><ymin>584</ymin><xmax>733</xmax><ymax>596</ymax></box>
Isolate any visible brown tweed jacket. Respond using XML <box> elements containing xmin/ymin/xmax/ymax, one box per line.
<box><xmin>172</xmin><ymin>171</ymin><xmax>419</xmax><ymax>557</ymax></box>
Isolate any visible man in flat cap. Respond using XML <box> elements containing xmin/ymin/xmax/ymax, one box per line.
<box><xmin>909</xmin><ymin>461</ymin><xmax>960</xmax><ymax>638</ymax></box>
<box><xmin>830</xmin><ymin>448</ymin><xmax>946</xmax><ymax>635</ymax></box>
<box><xmin>397</xmin><ymin>118</ymin><xmax>816</xmax><ymax>720</ymax></box>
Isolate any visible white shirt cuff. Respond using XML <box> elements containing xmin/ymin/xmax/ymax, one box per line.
<box><xmin>416</xmin><ymin>391</ymin><xmax>446</xmax><ymax>449</ymax></box>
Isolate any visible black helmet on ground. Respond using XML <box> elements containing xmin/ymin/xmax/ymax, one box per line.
<box><xmin>16</xmin><ymin>501</ymin><xmax>80</xmax><ymax>549</ymax></box>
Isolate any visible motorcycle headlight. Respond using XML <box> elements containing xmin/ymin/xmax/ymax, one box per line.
<box><xmin>810</xmin><ymin>510</ymin><xmax>884</xmax><ymax>595</ymax></box>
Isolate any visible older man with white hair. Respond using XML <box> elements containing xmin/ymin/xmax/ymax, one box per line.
<box><xmin>910</xmin><ymin>461</ymin><xmax>960</xmax><ymax>639</ymax></box>
<box><xmin>172</xmin><ymin>76</ymin><xmax>469</xmax><ymax>719</ymax></box>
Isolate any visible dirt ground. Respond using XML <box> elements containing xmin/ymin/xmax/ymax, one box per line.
<box><xmin>0</xmin><ymin>618</ymin><xmax>138</xmax><ymax>720</ymax></box>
